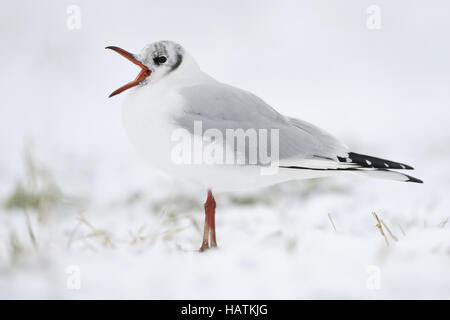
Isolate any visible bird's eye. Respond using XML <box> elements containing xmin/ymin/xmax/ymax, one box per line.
<box><xmin>153</xmin><ymin>56</ymin><xmax>167</xmax><ymax>65</ymax></box>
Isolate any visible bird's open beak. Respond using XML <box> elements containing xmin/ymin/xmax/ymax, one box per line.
<box><xmin>106</xmin><ymin>46</ymin><xmax>152</xmax><ymax>98</ymax></box>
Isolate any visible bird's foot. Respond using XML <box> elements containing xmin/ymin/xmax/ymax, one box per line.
<box><xmin>199</xmin><ymin>241</ymin><xmax>218</xmax><ymax>252</ymax></box>
<box><xmin>199</xmin><ymin>241</ymin><xmax>209</xmax><ymax>252</ymax></box>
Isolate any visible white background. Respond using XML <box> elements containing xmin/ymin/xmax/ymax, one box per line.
<box><xmin>0</xmin><ymin>1</ymin><xmax>449</xmax><ymax>299</ymax></box>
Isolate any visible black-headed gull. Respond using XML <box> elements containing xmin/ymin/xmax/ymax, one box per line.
<box><xmin>107</xmin><ymin>40</ymin><xmax>422</xmax><ymax>251</ymax></box>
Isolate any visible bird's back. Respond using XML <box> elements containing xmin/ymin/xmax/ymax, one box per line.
<box><xmin>174</xmin><ymin>81</ymin><xmax>349</xmax><ymax>163</ymax></box>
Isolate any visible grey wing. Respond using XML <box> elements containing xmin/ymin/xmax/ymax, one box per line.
<box><xmin>173</xmin><ymin>83</ymin><xmax>349</xmax><ymax>166</ymax></box>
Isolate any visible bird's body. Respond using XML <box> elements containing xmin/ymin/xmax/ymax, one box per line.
<box><xmin>107</xmin><ymin>40</ymin><xmax>422</xmax><ymax>250</ymax></box>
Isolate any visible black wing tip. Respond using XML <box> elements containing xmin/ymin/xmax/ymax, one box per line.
<box><xmin>400</xmin><ymin>163</ymin><xmax>414</xmax><ymax>170</ymax></box>
<box><xmin>339</xmin><ymin>152</ymin><xmax>415</xmax><ymax>170</ymax></box>
<box><xmin>406</xmin><ymin>176</ymin><xmax>423</xmax><ymax>184</ymax></box>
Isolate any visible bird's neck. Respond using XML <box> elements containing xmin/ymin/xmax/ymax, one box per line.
<box><xmin>164</xmin><ymin>53</ymin><xmax>211</xmax><ymax>87</ymax></box>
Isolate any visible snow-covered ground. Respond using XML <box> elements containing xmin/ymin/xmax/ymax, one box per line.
<box><xmin>1</xmin><ymin>1</ymin><xmax>449</xmax><ymax>299</ymax></box>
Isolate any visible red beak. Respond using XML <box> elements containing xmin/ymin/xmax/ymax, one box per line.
<box><xmin>106</xmin><ymin>46</ymin><xmax>152</xmax><ymax>98</ymax></box>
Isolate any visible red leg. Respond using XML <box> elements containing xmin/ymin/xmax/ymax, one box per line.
<box><xmin>208</xmin><ymin>192</ymin><xmax>217</xmax><ymax>248</ymax></box>
<box><xmin>199</xmin><ymin>204</ymin><xmax>210</xmax><ymax>251</ymax></box>
<box><xmin>199</xmin><ymin>190</ymin><xmax>217</xmax><ymax>251</ymax></box>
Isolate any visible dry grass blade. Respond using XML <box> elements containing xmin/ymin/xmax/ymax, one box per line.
<box><xmin>85</xmin><ymin>231</ymin><xmax>115</xmax><ymax>248</ymax></box>
<box><xmin>372</xmin><ymin>212</ymin><xmax>389</xmax><ymax>247</ymax></box>
<box><xmin>189</xmin><ymin>216</ymin><xmax>202</xmax><ymax>233</ymax></box>
<box><xmin>438</xmin><ymin>218</ymin><xmax>449</xmax><ymax>228</ymax></box>
<box><xmin>128</xmin><ymin>224</ymin><xmax>148</xmax><ymax>245</ymax></box>
<box><xmin>67</xmin><ymin>220</ymin><xmax>83</xmax><ymax>249</ymax></box>
<box><xmin>398</xmin><ymin>224</ymin><xmax>406</xmax><ymax>236</ymax></box>
<box><xmin>161</xmin><ymin>226</ymin><xmax>191</xmax><ymax>241</ymax></box>
<box><xmin>328</xmin><ymin>213</ymin><xmax>337</xmax><ymax>233</ymax></box>
<box><xmin>68</xmin><ymin>214</ymin><xmax>115</xmax><ymax>248</ymax></box>
<box><xmin>24</xmin><ymin>209</ymin><xmax>38</xmax><ymax>251</ymax></box>
<box><xmin>381</xmin><ymin>219</ymin><xmax>398</xmax><ymax>242</ymax></box>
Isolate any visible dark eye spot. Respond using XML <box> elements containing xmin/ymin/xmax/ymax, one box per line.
<box><xmin>153</xmin><ymin>56</ymin><xmax>167</xmax><ymax>65</ymax></box>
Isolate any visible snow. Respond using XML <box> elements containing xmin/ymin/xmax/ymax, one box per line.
<box><xmin>1</xmin><ymin>1</ymin><xmax>450</xmax><ymax>299</ymax></box>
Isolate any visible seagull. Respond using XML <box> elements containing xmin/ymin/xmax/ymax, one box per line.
<box><xmin>106</xmin><ymin>40</ymin><xmax>422</xmax><ymax>251</ymax></box>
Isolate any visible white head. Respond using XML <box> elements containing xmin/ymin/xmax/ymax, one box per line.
<box><xmin>106</xmin><ymin>40</ymin><xmax>197</xmax><ymax>97</ymax></box>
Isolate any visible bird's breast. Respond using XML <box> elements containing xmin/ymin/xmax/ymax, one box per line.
<box><xmin>121</xmin><ymin>85</ymin><xmax>185</xmax><ymax>170</ymax></box>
